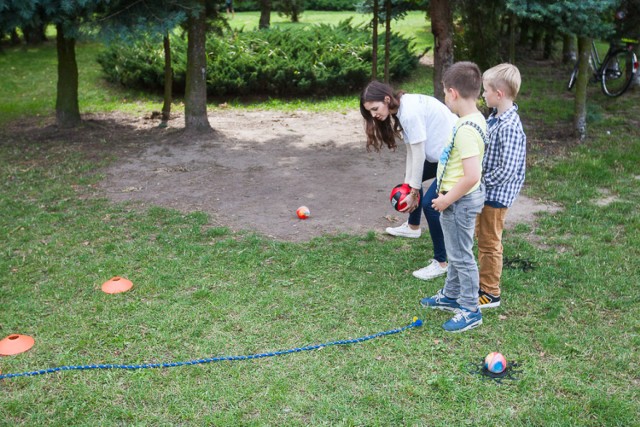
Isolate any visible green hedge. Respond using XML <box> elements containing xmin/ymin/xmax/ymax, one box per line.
<box><xmin>304</xmin><ymin>0</ymin><xmax>358</xmax><ymax>11</ymax></box>
<box><xmin>97</xmin><ymin>21</ymin><xmax>417</xmax><ymax>97</ymax></box>
<box><xmin>233</xmin><ymin>0</ymin><xmax>424</xmax><ymax>12</ymax></box>
<box><xmin>233</xmin><ymin>0</ymin><xmax>359</xmax><ymax>12</ymax></box>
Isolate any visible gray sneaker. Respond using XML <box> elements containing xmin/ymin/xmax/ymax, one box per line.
<box><xmin>385</xmin><ymin>221</ymin><xmax>421</xmax><ymax>238</ymax></box>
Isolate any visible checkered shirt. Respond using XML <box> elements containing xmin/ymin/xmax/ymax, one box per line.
<box><xmin>482</xmin><ymin>104</ymin><xmax>526</xmax><ymax>207</ymax></box>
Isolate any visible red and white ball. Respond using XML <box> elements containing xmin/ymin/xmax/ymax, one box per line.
<box><xmin>484</xmin><ymin>352</ymin><xmax>507</xmax><ymax>374</ymax></box>
<box><xmin>296</xmin><ymin>206</ymin><xmax>310</xmax><ymax>219</ymax></box>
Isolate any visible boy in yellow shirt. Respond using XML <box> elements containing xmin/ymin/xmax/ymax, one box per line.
<box><xmin>420</xmin><ymin>61</ymin><xmax>487</xmax><ymax>333</ymax></box>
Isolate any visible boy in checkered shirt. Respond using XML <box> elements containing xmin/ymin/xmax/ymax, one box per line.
<box><xmin>477</xmin><ymin>63</ymin><xmax>527</xmax><ymax>308</ymax></box>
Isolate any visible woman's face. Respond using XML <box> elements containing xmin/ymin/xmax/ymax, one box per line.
<box><xmin>363</xmin><ymin>97</ymin><xmax>391</xmax><ymax>121</ymax></box>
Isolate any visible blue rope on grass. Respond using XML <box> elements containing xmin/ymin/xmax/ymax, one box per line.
<box><xmin>0</xmin><ymin>318</ymin><xmax>423</xmax><ymax>380</ymax></box>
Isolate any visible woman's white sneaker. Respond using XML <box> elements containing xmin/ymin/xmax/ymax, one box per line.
<box><xmin>412</xmin><ymin>259</ymin><xmax>448</xmax><ymax>280</ymax></box>
<box><xmin>385</xmin><ymin>221</ymin><xmax>421</xmax><ymax>238</ymax></box>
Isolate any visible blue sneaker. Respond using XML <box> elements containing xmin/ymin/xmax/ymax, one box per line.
<box><xmin>420</xmin><ymin>289</ymin><xmax>460</xmax><ymax>312</ymax></box>
<box><xmin>442</xmin><ymin>308</ymin><xmax>482</xmax><ymax>333</ymax></box>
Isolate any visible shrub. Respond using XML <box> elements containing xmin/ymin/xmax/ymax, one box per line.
<box><xmin>305</xmin><ymin>0</ymin><xmax>359</xmax><ymax>11</ymax></box>
<box><xmin>233</xmin><ymin>0</ymin><xmax>359</xmax><ymax>12</ymax></box>
<box><xmin>97</xmin><ymin>37</ymin><xmax>170</xmax><ymax>91</ymax></box>
<box><xmin>97</xmin><ymin>21</ymin><xmax>417</xmax><ymax>97</ymax></box>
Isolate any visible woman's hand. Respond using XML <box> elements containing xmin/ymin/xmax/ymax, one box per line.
<box><xmin>399</xmin><ymin>189</ymin><xmax>420</xmax><ymax>213</ymax></box>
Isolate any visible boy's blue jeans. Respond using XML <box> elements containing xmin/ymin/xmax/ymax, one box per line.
<box><xmin>440</xmin><ymin>186</ymin><xmax>485</xmax><ymax>312</ymax></box>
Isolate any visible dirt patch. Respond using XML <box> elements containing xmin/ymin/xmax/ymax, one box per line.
<box><xmin>5</xmin><ymin>110</ymin><xmax>561</xmax><ymax>242</ymax></box>
<box><xmin>98</xmin><ymin>110</ymin><xmax>561</xmax><ymax>241</ymax></box>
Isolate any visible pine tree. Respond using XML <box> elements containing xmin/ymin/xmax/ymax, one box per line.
<box><xmin>507</xmin><ymin>0</ymin><xmax>620</xmax><ymax>141</ymax></box>
<box><xmin>98</xmin><ymin>0</ymin><xmax>214</xmax><ymax>133</ymax></box>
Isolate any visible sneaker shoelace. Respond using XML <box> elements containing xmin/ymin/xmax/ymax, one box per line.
<box><xmin>434</xmin><ymin>290</ymin><xmax>456</xmax><ymax>305</ymax></box>
<box><xmin>451</xmin><ymin>308</ymin><xmax>471</xmax><ymax>322</ymax></box>
<box><xmin>434</xmin><ymin>290</ymin><xmax>447</xmax><ymax>303</ymax></box>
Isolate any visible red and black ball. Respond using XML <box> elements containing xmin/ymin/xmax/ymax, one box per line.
<box><xmin>390</xmin><ymin>183</ymin><xmax>418</xmax><ymax>212</ymax></box>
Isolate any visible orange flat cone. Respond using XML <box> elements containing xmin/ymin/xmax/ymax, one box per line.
<box><xmin>0</xmin><ymin>334</ymin><xmax>35</xmax><ymax>356</ymax></box>
<box><xmin>101</xmin><ymin>276</ymin><xmax>133</xmax><ymax>294</ymax></box>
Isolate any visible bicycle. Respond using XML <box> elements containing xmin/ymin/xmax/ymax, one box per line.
<box><xmin>567</xmin><ymin>37</ymin><xmax>639</xmax><ymax>97</ymax></box>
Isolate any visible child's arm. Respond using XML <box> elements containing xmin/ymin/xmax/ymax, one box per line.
<box><xmin>431</xmin><ymin>155</ymin><xmax>481</xmax><ymax>212</ymax></box>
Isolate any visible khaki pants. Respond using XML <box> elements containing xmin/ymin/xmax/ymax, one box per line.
<box><xmin>475</xmin><ymin>205</ymin><xmax>508</xmax><ymax>297</ymax></box>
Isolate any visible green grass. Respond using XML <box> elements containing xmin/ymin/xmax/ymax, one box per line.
<box><xmin>0</xmin><ymin>42</ymin><xmax>162</xmax><ymax>126</ymax></box>
<box><xmin>2</xmin><ymin>12</ymin><xmax>640</xmax><ymax>426</ymax></box>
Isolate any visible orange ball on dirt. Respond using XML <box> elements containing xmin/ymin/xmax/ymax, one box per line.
<box><xmin>296</xmin><ymin>206</ymin><xmax>310</xmax><ymax>219</ymax></box>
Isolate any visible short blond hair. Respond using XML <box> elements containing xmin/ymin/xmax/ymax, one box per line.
<box><xmin>483</xmin><ymin>63</ymin><xmax>521</xmax><ymax>99</ymax></box>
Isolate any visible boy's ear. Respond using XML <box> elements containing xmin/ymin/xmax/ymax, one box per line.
<box><xmin>446</xmin><ymin>87</ymin><xmax>458</xmax><ymax>99</ymax></box>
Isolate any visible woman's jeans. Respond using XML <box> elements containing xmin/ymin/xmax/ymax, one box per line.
<box><xmin>440</xmin><ymin>186</ymin><xmax>485</xmax><ymax>312</ymax></box>
<box><xmin>408</xmin><ymin>161</ymin><xmax>446</xmax><ymax>263</ymax></box>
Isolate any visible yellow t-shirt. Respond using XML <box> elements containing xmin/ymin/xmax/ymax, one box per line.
<box><xmin>437</xmin><ymin>112</ymin><xmax>486</xmax><ymax>194</ymax></box>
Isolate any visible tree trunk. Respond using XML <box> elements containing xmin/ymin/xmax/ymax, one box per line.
<box><xmin>531</xmin><ymin>28</ymin><xmax>544</xmax><ymax>53</ymax></box>
<box><xmin>384</xmin><ymin>0</ymin><xmax>391</xmax><ymax>83</ymax></box>
<box><xmin>562</xmin><ymin>34</ymin><xmax>576</xmax><ymax>64</ymax></box>
<box><xmin>543</xmin><ymin>30</ymin><xmax>554</xmax><ymax>60</ymax></box>
<box><xmin>184</xmin><ymin>1</ymin><xmax>212</xmax><ymax>133</ymax></box>
<box><xmin>371</xmin><ymin>0</ymin><xmax>378</xmax><ymax>80</ymax></box>
<box><xmin>430</xmin><ymin>0</ymin><xmax>453</xmax><ymax>101</ymax></box>
<box><xmin>55</xmin><ymin>24</ymin><xmax>81</xmax><ymax>128</ymax></box>
<box><xmin>519</xmin><ymin>19</ymin><xmax>529</xmax><ymax>45</ymax></box>
<box><xmin>574</xmin><ymin>36</ymin><xmax>591</xmax><ymax>141</ymax></box>
<box><xmin>24</xmin><ymin>23</ymin><xmax>47</xmax><ymax>45</ymax></box>
<box><xmin>10</xmin><ymin>29</ymin><xmax>21</xmax><ymax>45</ymax></box>
<box><xmin>508</xmin><ymin>12</ymin><xmax>516</xmax><ymax>64</ymax></box>
<box><xmin>161</xmin><ymin>34</ymin><xmax>172</xmax><ymax>126</ymax></box>
<box><xmin>458</xmin><ymin>0</ymin><xmax>501</xmax><ymax>70</ymax></box>
<box><xmin>259</xmin><ymin>0</ymin><xmax>271</xmax><ymax>29</ymax></box>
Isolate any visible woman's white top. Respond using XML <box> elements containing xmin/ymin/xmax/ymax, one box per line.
<box><xmin>397</xmin><ymin>94</ymin><xmax>457</xmax><ymax>189</ymax></box>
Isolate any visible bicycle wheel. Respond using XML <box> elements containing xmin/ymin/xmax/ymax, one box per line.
<box><xmin>567</xmin><ymin>61</ymin><xmax>579</xmax><ymax>90</ymax></box>
<box><xmin>601</xmin><ymin>49</ymin><xmax>637</xmax><ymax>97</ymax></box>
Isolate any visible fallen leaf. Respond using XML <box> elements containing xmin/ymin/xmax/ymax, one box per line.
<box><xmin>121</xmin><ymin>186</ymin><xmax>142</xmax><ymax>193</ymax></box>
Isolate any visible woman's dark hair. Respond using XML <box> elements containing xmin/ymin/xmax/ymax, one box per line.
<box><xmin>359</xmin><ymin>80</ymin><xmax>404</xmax><ymax>152</ymax></box>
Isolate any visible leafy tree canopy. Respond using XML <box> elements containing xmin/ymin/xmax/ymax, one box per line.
<box><xmin>0</xmin><ymin>0</ymin><xmax>40</xmax><ymax>34</ymax></box>
<box><xmin>93</xmin><ymin>0</ymin><xmax>218</xmax><ymax>43</ymax></box>
<box><xmin>507</xmin><ymin>0</ymin><xmax>622</xmax><ymax>39</ymax></box>
<box><xmin>357</xmin><ymin>0</ymin><xmax>422</xmax><ymax>23</ymax></box>
<box><xmin>0</xmin><ymin>0</ymin><xmax>107</xmax><ymax>37</ymax></box>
